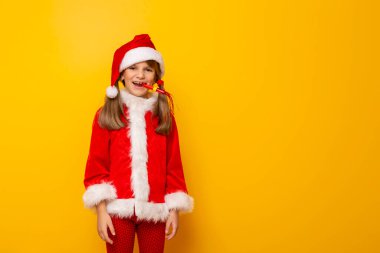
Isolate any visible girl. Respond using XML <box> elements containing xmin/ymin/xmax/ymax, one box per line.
<box><xmin>82</xmin><ymin>34</ymin><xmax>194</xmax><ymax>253</ymax></box>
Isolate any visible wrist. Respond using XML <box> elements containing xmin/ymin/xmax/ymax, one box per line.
<box><xmin>96</xmin><ymin>201</ymin><xmax>107</xmax><ymax>213</ymax></box>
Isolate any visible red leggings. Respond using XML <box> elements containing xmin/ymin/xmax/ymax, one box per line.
<box><xmin>106</xmin><ymin>213</ymin><xmax>166</xmax><ymax>253</ymax></box>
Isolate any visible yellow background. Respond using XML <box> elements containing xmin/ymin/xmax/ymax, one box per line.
<box><xmin>0</xmin><ymin>0</ymin><xmax>379</xmax><ymax>252</ymax></box>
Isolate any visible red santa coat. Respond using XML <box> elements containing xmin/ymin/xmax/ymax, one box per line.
<box><xmin>82</xmin><ymin>90</ymin><xmax>194</xmax><ymax>222</ymax></box>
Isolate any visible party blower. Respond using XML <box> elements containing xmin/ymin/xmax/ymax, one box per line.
<box><xmin>137</xmin><ymin>79</ymin><xmax>174</xmax><ymax>109</ymax></box>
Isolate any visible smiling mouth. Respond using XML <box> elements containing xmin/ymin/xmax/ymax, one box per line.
<box><xmin>132</xmin><ymin>81</ymin><xmax>147</xmax><ymax>87</ymax></box>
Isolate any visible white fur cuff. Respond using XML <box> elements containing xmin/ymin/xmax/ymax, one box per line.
<box><xmin>165</xmin><ymin>191</ymin><xmax>194</xmax><ymax>213</ymax></box>
<box><xmin>82</xmin><ymin>182</ymin><xmax>117</xmax><ymax>208</ymax></box>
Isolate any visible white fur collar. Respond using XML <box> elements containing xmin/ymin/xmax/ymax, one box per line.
<box><xmin>120</xmin><ymin>89</ymin><xmax>158</xmax><ymax>112</ymax></box>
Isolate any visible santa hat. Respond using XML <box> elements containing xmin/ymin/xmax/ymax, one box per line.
<box><xmin>106</xmin><ymin>34</ymin><xmax>165</xmax><ymax>98</ymax></box>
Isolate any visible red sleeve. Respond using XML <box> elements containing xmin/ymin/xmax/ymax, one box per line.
<box><xmin>82</xmin><ymin>108</ymin><xmax>117</xmax><ymax>208</ymax></box>
<box><xmin>164</xmin><ymin>115</ymin><xmax>194</xmax><ymax>212</ymax></box>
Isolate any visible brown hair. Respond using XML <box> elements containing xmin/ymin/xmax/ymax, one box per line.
<box><xmin>98</xmin><ymin>60</ymin><xmax>173</xmax><ymax>135</ymax></box>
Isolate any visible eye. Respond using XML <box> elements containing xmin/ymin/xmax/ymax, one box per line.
<box><xmin>145</xmin><ymin>68</ymin><xmax>153</xmax><ymax>72</ymax></box>
<box><xmin>127</xmin><ymin>66</ymin><xmax>135</xmax><ymax>70</ymax></box>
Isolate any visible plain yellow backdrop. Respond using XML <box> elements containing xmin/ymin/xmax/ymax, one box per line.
<box><xmin>0</xmin><ymin>0</ymin><xmax>379</xmax><ymax>252</ymax></box>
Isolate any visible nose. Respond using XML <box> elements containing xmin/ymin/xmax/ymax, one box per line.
<box><xmin>136</xmin><ymin>69</ymin><xmax>145</xmax><ymax>79</ymax></box>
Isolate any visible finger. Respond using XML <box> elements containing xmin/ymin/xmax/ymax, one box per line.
<box><xmin>108</xmin><ymin>220</ymin><xmax>116</xmax><ymax>236</ymax></box>
<box><xmin>166</xmin><ymin>225</ymin><xmax>177</xmax><ymax>240</ymax></box>
<box><xmin>98</xmin><ymin>232</ymin><xmax>104</xmax><ymax>241</ymax></box>
<box><xmin>102</xmin><ymin>230</ymin><xmax>114</xmax><ymax>245</ymax></box>
<box><xmin>165</xmin><ymin>219</ymin><xmax>172</xmax><ymax>235</ymax></box>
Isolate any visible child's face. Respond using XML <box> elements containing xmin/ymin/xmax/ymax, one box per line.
<box><xmin>121</xmin><ymin>61</ymin><xmax>156</xmax><ymax>98</ymax></box>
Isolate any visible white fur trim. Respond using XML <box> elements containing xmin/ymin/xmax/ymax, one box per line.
<box><xmin>107</xmin><ymin>199</ymin><xmax>135</xmax><ymax>218</ymax></box>
<box><xmin>106</xmin><ymin>198</ymin><xmax>169</xmax><ymax>222</ymax></box>
<box><xmin>119</xmin><ymin>90</ymin><xmax>158</xmax><ymax>202</ymax></box>
<box><xmin>106</xmin><ymin>85</ymin><xmax>118</xmax><ymax>98</ymax></box>
<box><xmin>135</xmin><ymin>200</ymin><xmax>169</xmax><ymax>223</ymax></box>
<box><xmin>165</xmin><ymin>191</ymin><xmax>194</xmax><ymax>212</ymax></box>
<box><xmin>119</xmin><ymin>47</ymin><xmax>165</xmax><ymax>78</ymax></box>
<box><xmin>82</xmin><ymin>182</ymin><xmax>117</xmax><ymax>208</ymax></box>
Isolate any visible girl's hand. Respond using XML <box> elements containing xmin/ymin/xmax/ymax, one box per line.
<box><xmin>96</xmin><ymin>201</ymin><xmax>115</xmax><ymax>244</ymax></box>
<box><xmin>165</xmin><ymin>209</ymin><xmax>179</xmax><ymax>240</ymax></box>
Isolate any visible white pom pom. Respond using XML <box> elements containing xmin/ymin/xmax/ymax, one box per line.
<box><xmin>106</xmin><ymin>85</ymin><xmax>118</xmax><ymax>98</ymax></box>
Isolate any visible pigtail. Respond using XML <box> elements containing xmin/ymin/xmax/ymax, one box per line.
<box><xmin>98</xmin><ymin>76</ymin><xmax>125</xmax><ymax>130</ymax></box>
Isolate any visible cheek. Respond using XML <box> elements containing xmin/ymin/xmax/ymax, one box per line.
<box><xmin>148</xmin><ymin>72</ymin><xmax>156</xmax><ymax>81</ymax></box>
<box><xmin>124</xmin><ymin>81</ymin><xmax>134</xmax><ymax>91</ymax></box>
<box><xmin>124</xmin><ymin>73</ymin><xmax>131</xmax><ymax>81</ymax></box>
<box><xmin>123</xmin><ymin>70</ymin><xmax>134</xmax><ymax>80</ymax></box>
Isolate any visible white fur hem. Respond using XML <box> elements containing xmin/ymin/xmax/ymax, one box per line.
<box><xmin>107</xmin><ymin>199</ymin><xmax>135</xmax><ymax>218</ymax></box>
<box><xmin>135</xmin><ymin>200</ymin><xmax>169</xmax><ymax>223</ymax></box>
<box><xmin>82</xmin><ymin>182</ymin><xmax>117</xmax><ymax>208</ymax></box>
<box><xmin>106</xmin><ymin>198</ymin><xmax>169</xmax><ymax>223</ymax></box>
<box><xmin>165</xmin><ymin>191</ymin><xmax>194</xmax><ymax>213</ymax></box>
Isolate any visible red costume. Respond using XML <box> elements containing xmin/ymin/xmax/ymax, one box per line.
<box><xmin>82</xmin><ymin>34</ymin><xmax>193</xmax><ymax>253</ymax></box>
<box><xmin>82</xmin><ymin>90</ymin><xmax>194</xmax><ymax>222</ymax></box>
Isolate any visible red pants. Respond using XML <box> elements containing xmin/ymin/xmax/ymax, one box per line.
<box><xmin>106</xmin><ymin>212</ymin><xmax>166</xmax><ymax>253</ymax></box>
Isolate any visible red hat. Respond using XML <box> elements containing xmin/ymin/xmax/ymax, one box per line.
<box><xmin>106</xmin><ymin>34</ymin><xmax>165</xmax><ymax>98</ymax></box>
